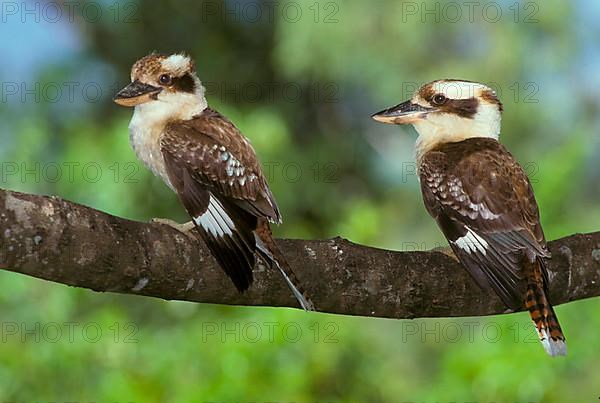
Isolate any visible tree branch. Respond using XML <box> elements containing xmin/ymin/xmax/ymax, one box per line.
<box><xmin>1</xmin><ymin>188</ymin><xmax>599</xmax><ymax>318</ymax></box>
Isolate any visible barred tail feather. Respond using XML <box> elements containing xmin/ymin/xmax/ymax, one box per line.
<box><xmin>525</xmin><ymin>282</ymin><xmax>566</xmax><ymax>357</ymax></box>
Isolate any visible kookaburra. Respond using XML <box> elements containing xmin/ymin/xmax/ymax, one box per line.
<box><xmin>372</xmin><ymin>79</ymin><xmax>566</xmax><ymax>356</ymax></box>
<box><xmin>113</xmin><ymin>53</ymin><xmax>314</xmax><ymax>311</ymax></box>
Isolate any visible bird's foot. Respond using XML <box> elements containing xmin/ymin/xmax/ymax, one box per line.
<box><xmin>151</xmin><ymin>218</ymin><xmax>196</xmax><ymax>237</ymax></box>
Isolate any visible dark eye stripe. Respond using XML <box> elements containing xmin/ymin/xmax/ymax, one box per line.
<box><xmin>445</xmin><ymin>98</ymin><xmax>479</xmax><ymax>118</ymax></box>
<box><xmin>172</xmin><ymin>73</ymin><xmax>196</xmax><ymax>93</ymax></box>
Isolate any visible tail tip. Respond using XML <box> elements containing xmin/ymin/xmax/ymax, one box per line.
<box><xmin>293</xmin><ymin>290</ymin><xmax>316</xmax><ymax>312</ymax></box>
<box><xmin>300</xmin><ymin>298</ymin><xmax>316</xmax><ymax>312</ymax></box>
<box><xmin>541</xmin><ymin>330</ymin><xmax>567</xmax><ymax>357</ymax></box>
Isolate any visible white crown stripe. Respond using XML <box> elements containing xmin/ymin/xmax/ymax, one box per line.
<box><xmin>432</xmin><ymin>81</ymin><xmax>487</xmax><ymax>100</ymax></box>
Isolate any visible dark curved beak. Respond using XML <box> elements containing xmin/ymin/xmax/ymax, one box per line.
<box><xmin>371</xmin><ymin>100</ymin><xmax>432</xmax><ymax>125</ymax></box>
<box><xmin>113</xmin><ymin>80</ymin><xmax>162</xmax><ymax>107</ymax></box>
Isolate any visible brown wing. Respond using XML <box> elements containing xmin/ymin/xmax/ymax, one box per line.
<box><xmin>162</xmin><ymin>108</ymin><xmax>281</xmax><ymax>223</ymax></box>
<box><xmin>160</xmin><ymin>108</ymin><xmax>280</xmax><ymax>292</ymax></box>
<box><xmin>420</xmin><ymin>138</ymin><xmax>549</xmax><ymax>309</ymax></box>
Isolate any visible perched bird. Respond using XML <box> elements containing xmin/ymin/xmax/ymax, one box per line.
<box><xmin>372</xmin><ymin>79</ymin><xmax>566</xmax><ymax>356</ymax></box>
<box><xmin>114</xmin><ymin>53</ymin><xmax>314</xmax><ymax>311</ymax></box>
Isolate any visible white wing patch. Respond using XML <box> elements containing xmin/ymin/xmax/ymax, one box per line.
<box><xmin>467</xmin><ymin>202</ymin><xmax>500</xmax><ymax>220</ymax></box>
<box><xmin>222</xmin><ymin>149</ymin><xmax>245</xmax><ymax>177</ymax></box>
<box><xmin>216</xmin><ymin>147</ymin><xmax>258</xmax><ymax>187</ymax></box>
<box><xmin>434</xmin><ymin>175</ymin><xmax>500</xmax><ymax>220</ymax></box>
<box><xmin>454</xmin><ymin>227</ymin><xmax>488</xmax><ymax>255</ymax></box>
<box><xmin>194</xmin><ymin>195</ymin><xmax>235</xmax><ymax>237</ymax></box>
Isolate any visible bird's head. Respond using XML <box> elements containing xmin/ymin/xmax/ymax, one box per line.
<box><xmin>372</xmin><ymin>79</ymin><xmax>503</xmax><ymax>156</ymax></box>
<box><xmin>114</xmin><ymin>53</ymin><xmax>206</xmax><ymax>119</ymax></box>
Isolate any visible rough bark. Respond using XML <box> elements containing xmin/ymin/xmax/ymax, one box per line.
<box><xmin>1</xmin><ymin>188</ymin><xmax>599</xmax><ymax>318</ymax></box>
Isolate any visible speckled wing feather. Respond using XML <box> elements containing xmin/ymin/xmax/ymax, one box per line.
<box><xmin>419</xmin><ymin>138</ymin><xmax>549</xmax><ymax>309</ymax></box>
<box><xmin>162</xmin><ymin>108</ymin><xmax>281</xmax><ymax>223</ymax></box>
<box><xmin>160</xmin><ymin>108</ymin><xmax>283</xmax><ymax>292</ymax></box>
<box><xmin>161</xmin><ymin>108</ymin><xmax>314</xmax><ymax>310</ymax></box>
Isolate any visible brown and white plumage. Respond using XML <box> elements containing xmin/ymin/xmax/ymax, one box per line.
<box><xmin>162</xmin><ymin>109</ymin><xmax>281</xmax><ymax>222</ymax></box>
<box><xmin>372</xmin><ymin>79</ymin><xmax>565</xmax><ymax>356</ymax></box>
<box><xmin>114</xmin><ymin>53</ymin><xmax>314</xmax><ymax>310</ymax></box>
<box><xmin>160</xmin><ymin>108</ymin><xmax>281</xmax><ymax>291</ymax></box>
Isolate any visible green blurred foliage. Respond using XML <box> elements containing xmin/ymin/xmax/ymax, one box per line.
<box><xmin>1</xmin><ymin>0</ymin><xmax>599</xmax><ymax>401</ymax></box>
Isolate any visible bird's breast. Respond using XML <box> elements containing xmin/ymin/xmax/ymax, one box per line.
<box><xmin>128</xmin><ymin>112</ymin><xmax>174</xmax><ymax>191</ymax></box>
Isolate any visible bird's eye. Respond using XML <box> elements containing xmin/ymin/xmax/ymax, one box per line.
<box><xmin>159</xmin><ymin>74</ymin><xmax>172</xmax><ymax>85</ymax></box>
<box><xmin>432</xmin><ymin>94</ymin><xmax>447</xmax><ymax>105</ymax></box>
